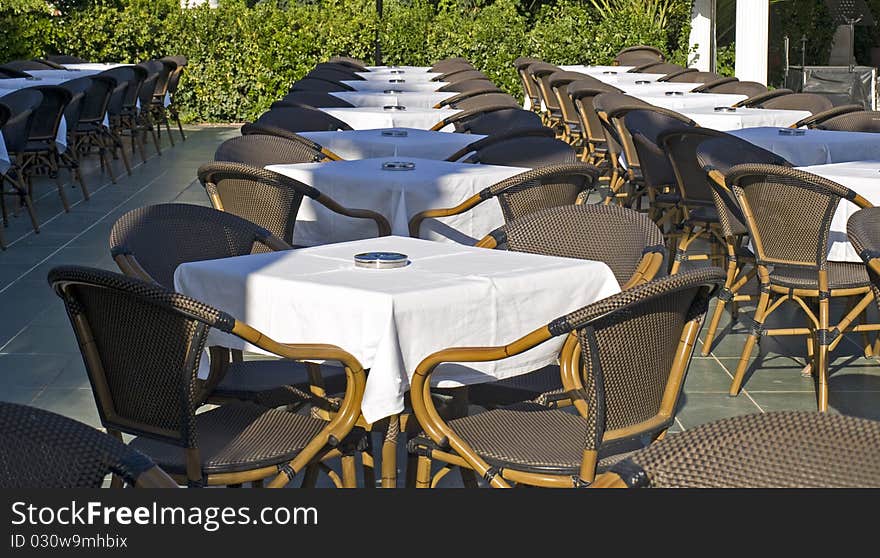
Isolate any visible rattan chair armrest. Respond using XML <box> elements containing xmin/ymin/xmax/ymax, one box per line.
<box><xmin>690</xmin><ymin>77</ymin><xmax>739</xmax><ymax>93</ymax></box>
<box><xmin>733</xmin><ymin>88</ymin><xmax>793</xmax><ymax>108</ymax></box>
<box><xmin>408</xmin><ymin>192</ymin><xmax>487</xmax><ymax>237</ymax></box>
<box><xmin>311</xmin><ymin>193</ymin><xmax>391</xmax><ymax>236</ymax></box>
<box><xmin>794</xmin><ymin>104</ymin><xmax>864</xmax><ymax>129</ymax></box>
<box><xmin>134</xmin><ymin>465</ymin><xmax>180</xmax><ymax>488</ymax></box>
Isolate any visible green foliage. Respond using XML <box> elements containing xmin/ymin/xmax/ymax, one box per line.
<box><xmin>715</xmin><ymin>42</ymin><xmax>735</xmax><ymax>78</ymax></box>
<box><xmin>4</xmin><ymin>0</ymin><xmax>696</xmax><ymax>122</ymax></box>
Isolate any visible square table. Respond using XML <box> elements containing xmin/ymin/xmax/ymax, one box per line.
<box><xmin>298</xmin><ymin>129</ymin><xmax>486</xmax><ymax>161</ymax></box>
<box><xmin>730</xmin><ymin>127</ymin><xmax>880</xmax><ymax>167</ymax></box>
<box><xmin>632</xmin><ymin>92</ymin><xmax>747</xmax><ymax>110</ymax></box>
<box><xmin>266</xmin><ymin>156</ymin><xmax>527</xmax><ymax>245</ymax></box>
<box><xmin>355</xmin><ymin>71</ymin><xmax>443</xmax><ymax>82</ymax></box>
<box><xmin>678</xmin><ymin>106</ymin><xmax>811</xmax><ymax>131</ymax></box>
<box><xmin>342</xmin><ymin>80</ymin><xmax>449</xmax><ymax>93</ymax></box>
<box><xmin>794</xmin><ymin>160</ymin><xmax>880</xmax><ymax>262</ymax></box>
<box><xmin>330</xmin><ymin>91</ymin><xmax>457</xmax><ymax>109</ymax></box>
<box><xmin>173</xmin><ymin>235</ymin><xmax>621</xmax><ymax>423</ymax></box>
<box><xmin>318</xmin><ymin>107</ymin><xmax>459</xmax><ymax>131</ymax></box>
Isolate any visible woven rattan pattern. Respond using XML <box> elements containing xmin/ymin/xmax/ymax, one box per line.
<box><xmin>472</xmin><ymin>135</ymin><xmax>576</xmax><ymax>168</ymax></box>
<box><xmin>487</xmin><ymin>163</ymin><xmax>597</xmax><ymax>222</ymax></box>
<box><xmin>214</xmin><ymin>134</ymin><xmax>324</xmax><ymax>166</ymax></box>
<box><xmin>451</xmin><ymin>94</ymin><xmax>520</xmax><ymax>112</ymax></box>
<box><xmin>818</xmin><ymin>111</ymin><xmax>880</xmax><ymax>132</ymax></box>
<box><xmin>617</xmin><ymin>411</ymin><xmax>880</xmax><ymax>487</ymax></box>
<box><xmin>254</xmin><ymin>107</ymin><xmax>352</xmax><ymax>132</ymax></box>
<box><xmin>757</xmin><ymin>93</ymin><xmax>833</xmax><ymax>115</ymax></box>
<box><xmin>700</xmin><ymin>80</ymin><xmax>767</xmax><ymax>96</ymax></box>
<box><xmin>848</xmin><ymin>207</ymin><xmax>880</xmax><ymax>304</ymax></box>
<box><xmin>457</xmin><ymin>109</ymin><xmax>544</xmax><ymax>135</ymax></box>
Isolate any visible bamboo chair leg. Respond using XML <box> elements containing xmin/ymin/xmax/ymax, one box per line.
<box><xmin>111</xmin><ymin>131</ymin><xmax>132</xmax><ymax>176</ymax></box>
<box><xmin>414</xmin><ymin>455</ymin><xmax>432</xmax><ymax>488</ymax></box>
<box><xmin>50</xmin><ymin>155</ymin><xmax>71</xmax><ymax>212</ymax></box>
<box><xmin>702</xmin><ymin>254</ymin><xmax>738</xmax><ymax>356</ymax></box>
<box><xmin>300</xmin><ymin>463</ymin><xmax>320</xmax><ymax>488</ymax></box>
<box><xmin>361</xmin><ymin>450</ymin><xmax>376</xmax><ymax>488</ymax></box>
<box><xmin>816</xmin><ymin>284</ymin><xmax>830</xmax><ymax>412</ymax></box>
<box><xmin>340</xmin><ymin>455</ymin><xmax>357</xmax><ymax>488</ymax></box>
<box><xmin>404</xmin><ymin>451</ymin><xmax>420</xmax><ymax>488</ymax></box>
<box><xmin>670</xmin><ymin>226</ymin><xmax>696</xmax><ymax>275</ymax></box>
<box><xmin>730</xmin><ymin>288</ymin><xmax>771</xmax><ymax>396</ymax></box>
<box><xmin>175</xmin><ymin>113</ymin><xmax>186</xmax><ymax>141</ymax></box>
<box><xmin>381</xmin><ymin>415</ymin><xmax>400</xmax><ymax>488</ymax></box>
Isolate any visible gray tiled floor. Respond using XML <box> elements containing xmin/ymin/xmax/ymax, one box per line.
<box><xmin>2</xmin><ymin>125</ymin><xmax>879</xmax><ymax>487</ymax></box>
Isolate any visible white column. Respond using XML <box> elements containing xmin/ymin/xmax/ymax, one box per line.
<box><xmin>688</xmin><ymin>0</ymin><xmax>716</xmax><ymax>71</ymax></box>
<box><xmin>734</xmin><ymin>0</ymin><xmax>769</xmax><ymax>84</ymax></box>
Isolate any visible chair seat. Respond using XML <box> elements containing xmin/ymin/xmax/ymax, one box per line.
<box><xmin>212</xmin><ymin>359</ymin><xmax>347</xmax><ymax>407</ymax></box>
<box><xmin>684</xmin><ymin>205</ymin><xmax>718</xmax><ymax>224</ymax></box>
<box><xmin>129</xmin><ymin>401</ymin><xmax>328</xmax><ymax>476</ymax></box>
<box><xmin>466</xmin><ymin>365</ymin><xmax>561</xmax><ymax>408</ymax></box>
<box><xmin>416</xmin><ymin>403</ymin><xmax>644</xmax><ymax>475</ymax></box>
<box><xmin>22</xmin><ymin>139</ymin><xmax>55</xmax><ymax>152</ymax></box>
<box><xmin>771</xmin><ymin>262</ymin><xmax>870</xmax><ymax>291</ymax></box>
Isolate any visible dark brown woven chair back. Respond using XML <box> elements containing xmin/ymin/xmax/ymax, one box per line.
<box><xmin>431</xmin><ymin>59</ymin><xmax>473</xmax><ymax>73</ymax></box>
<box><xmin>656</xmin><ymin>126</ymin><xmax>730</xmax><ymax>206</ymax></box>
<box><xmin>439</xmin><ymin>84</ymin><xmax>505</xmax><ymax>107</ymax></box>
<box><xmin>695</xmin><ymin>80</ymin><xmax>767</xmax><ymax>96</ymax></box>
<box><xmin>2</xmin><ymin>60</ymin><xmax>54</xmax><ymax>71</ymax></box>
<box><xmin>456</xmin><ymin>108</ymin><xmax>544</xmax><ymax>135</ymax></box>
<box><xmin>135</xmin><ymin>70</ymin><xmax>158</xmax><ymax>112</ymax></box>
<box><xmin>160</xmin><ymin>56</ymin><xmax>185</xmax><ymax>96</ymax></box>
<box><xmin>817</xmin><ymin>110</ymin><xmax>880</xmax><ymax>132</ymax></box>
<box><xmin>847</xmin><ymin>207</ymin><xmax>880</xmax><ymax>303</ymax></box>
<box><xmin>153</xmin><ymin>59</ymin><xmax>176</xmax><ymax>99</ymax></box>
<box><xmin>593</xmin><ymin>93</ymin><xmax>655</xmax><ymax>172</ymax></box>
<box><xmin>290</xmin><ymin>78</ymin><xmax>352</xmax><ymax>93</ymax></box>
<box><xmin>0</xmin><ymin>67</ymin><xmax>32</xmax><ymax>78</ymax></box>
<box><xmin>529</xmin><ymin>63</ymin><xmax>563</xmax><ymax>113</ymax></box>
<box><xmin>604</xmin><ymin>411</ymin><xmax>880</xmax><ymax>487</ymax></box>
<box><xmin>548</xmin><ymin>71</ymin><xmax>590</xmax><ymax>124</ymax></box>
<box><xmin>438</xmin><ymin>78</ymin><xmax>497</xmax><ymax>94</ymax></box>
<box><xmin>514</xmin><ymin>59</ymin><xmax>544</xmax><ymax>107</ymax></box>
<box><xmin>328</xmin><ymin>56</ymin><xmax>367</xmax><ymax>71</ymax></box>
<box><xmin>757</xmin><ymin>92</ymin><xmax>833</xmax><ymax>114</ymax></box>
<box><xmin>46</xmin><ymin>55</ymin><xmax>89</xmax><ymax>64</ymax></box>
<box><xmin>568</xmin><ymin>81</ymin><xmax>623</xmax><ymax>146</ymax></box>
<box><xmin>0</xmin><ymin>402</ymin><xmax>173</xmax><ymax>488</ymax></box>
<box><xmin>0</xmin><ymin>89</ymin><xmax>42</xmax><ymax>152</ymax></box>
<box><xmin>307</xmin><ymin>67</ymin><xmax>363</xmax><ymax>83</ymax></box>
<box><xmin>109</xmin><ymin>203</ymin><xmax>289</xmax><ymax>289</ymax></box>
<box><xmin>445</xmin><ymin>126</ymin><xmax>556</xmax><ymax>162</ymax></box>
<box><xmin>198</xmin><ymin>162</ymin><xmax>319</xmax><ymax>245</ymax></box>
<box><xmin>561</xmin><ymin>267</ymin><xmax>723</xmax><ymax>456</ymax></box>
<box><xmin>450</xmin><ymin>93</ymin><xmax>519</xmax><ymax>112</ymax></box>
<box><xmin>437</xmin><ymin>69</ymin><xmax>489</xmax><ymax>84</ymax></box>
<box><xmin>314</xmin><ymin>62</ymin><xmax>364</xmax><ymax>77</ymax></box>
<box><xmin>254</xmin><ymin>107</ymin><xmax>353</xmax><ymax>132</ymax></box>
<box><xmin>664</xmin><ymin>70</ymin><xmax>719</xmax><ymax>84</ymax></box>
<box><xmin>49</xmin><ymin>265</ymin><xmax>235</xmax><ymax>449</ymax></box>
<box><xmin>614</xmin><ymin>45</ymin><xmax>664</xmax><ymax>66</ymax></box>
<box><xmin>631</xmin><ymin>62</ymin><xmax>684</xmax><ymax>74</ymax></box>
<box><xmin>624</xmin><ymin>109</ymin><xmax>697</xmax><ymax>193</ymax></box>
<box><xmin>466</xmin><ymin>134</ymin><xmax>576</xmax><ymax>168</ymax></box>
<box><xmin>276</xmin><ymin>91</ymin><xmax>354</xmax><ymax>108</ymax></box>
<box><xmin>487</xmin><ymin>204</ymin><xmax>665</xmax><ymax>285</ymax></box>
<box><xmin>488</xmin><ymin>164</ymin><xmax>597</xmax><ymax>222</ymax></box>
<box><xmin>33</xmin><ymin>58</ymin><xmax>65</xmax><ymax>69</ymax></box>
<box><xmin>0</xmin><ymin>103</ymin><xmax>9</xmax><ymax>129</ymax></box>
<box><xmin>99</xmin><ymin>67</ymin><xmax>134</xmax><ymax>118</ymax></box>
<box><xmin>214</xmin><ymin>133</ymin><xmax>324</xmax><ymax>167</ymax></box>
<box><xmin>27</xmin><ymin>85</ymin><xmax>72</xmax><ymax>143</ymax></box>
<box><xmin>136</xmin><ymin>60</ymin><xmax>164</xmax><ymax>96</ymax></box>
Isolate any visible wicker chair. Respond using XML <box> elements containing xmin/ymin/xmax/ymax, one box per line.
<box><xmin>567</xmin><ymin>80</ymin><xmax>623</xmax><ymax>165</ymax></box>
<box><xmin>614</xmin><ymin>45</ymin><xmax>664</xmax><ymax>66</ymax></box>
<box><xmin>662</xmin><ymin>70</ymin><xmax>721</xmax><ymax>84</ymax></box>
<box><xmin>274</xmin><ymin>91</ymin><xmax>355</xmax><ymax>109</ymax></box>
<box><xmin>68</xmin><ymin>73</ymin><xmax>131</xmax><ymax>182</ymax></box>
<box><xmin>630</xmin><ymin>62</ymin><xmax>686</xmax><ymax>74</ymax></box>
<box><xmin>514</xmin><ymin>57</ymin><xmax>543</xmax><ymax>109</ymax></box>
<box><xmin>108</xmin><ymin>202</ymin><xmax>346</xmax><ymax>409</ymax></box>
<box><xmin>0</xmin><ymin>402</ymin><xmax>177</xmax><ymax>488</ymax></box>
<box><xmin>547</xmin><ymin>71</ymin><xmax>591</xmax><ymax>144</ymax></box>
<box><xmin>849</xmin><ymin>205</ymin><xmax>880</xmax><ymax>305</ymax></box>
<box><xmin>407</xmin><ymin>267</ymin><xmax>725</xmax><ymax>488</ymax></box>
<box><xmin>214</xmin><ymin>133</ymin><xmax>341</xmax><ymax>167</ymax></box>
<box><xmin>435</xmin><ymin>82</ymin><xmax>504</xmax><ymax>108</ymax></box>
<box><xmin>307</xmin><ymin>67</ymin><xmax>364</xmax><ymax>84</ymax></box>
<box><xmin>327</xmin><ymin>56</ymin><xmax>367</xmax><ymax>71</ymax></box>
<box><xmin>0</xmin><ymin>89</ymin><xmax>42</xmax><ymax>236</ymax></box>
<box><xmin>437</xmin><ymin>78</ymin><xmax>500</xmax><ymax>94</ymax></box>
<box><xmin>733</xmin><ymin>88</ymin><xmax>794</xmax><ymax>108</ymax></box>
<box><xmin>50</xmin><ymin>265</ymin><xmax>368</xmax><ymax>488</ymax></box>
<box><xmin>99</xmin><ymin>65</ymin><xmax>149</xmax><ymax>163</ymax></box>
<box><xmin>408</xmin><ymin>163</ymin><xmax>597</xmax><ymax>239</ymax></box>
<box><xmin>290</xmin><ymin>78</ymin><xmax>354</xmax><ymax>93</ymax></box>
<box><xmin>198</xmin><ymin>162</ymin><xmax>390</xmax><ymax>246</ymax></box>
<box><xmin>160</xmin><ymin>55</ymin><xmax>187</xmax><ymax>141</ymax></box>
<box><xmin>595</xmin><ymin>411</ymin><xmax>880</xmax><ymax>488</ymax></box>
<box><xmin>692</xmin><ymin>79</ymin><xmax>767</xmax><ymax>96</ymax></box>
<box><xmin>696</xmin><ymin>146</ymin><xmax>878</xmax><ymax>411</ymax></box>
<box><xmin>529</xmin><ymin>63</ymin><xmax>564</xmax><ymax>128</ymax></box>
<box><xmin>753</xmin><ymin>93</ymin><xmax>860</xmax><ymax>128</ymax></box>
<box><xmin>239</xmin><ymin>122</ymin><xmax>344</xmax><ymax>162</ymax></box>
<box><xmin>817</xmin><ymin>110</ymin><xmax>880</xmax><ymax>132</ymax></box>
<box><xmin>456</xmin><ymin>133</ymin><xmax>576</xmax><ymax>168</ymax></box>
<box><xmin>430</xmin><ymin>104</ymin><xmax>523</xmax><ymax>133</ymax></box>
<box><xmin>431</xmin><ymin>58</ymin><xmax>473</xmax><ymax>73</ymax></box>
<box><xmin>444</xmin><ymin>127</ymin><xmax>556</xmax><ymax>162</ymax></box>
<box><xmin>46</xmin><ymin>55</ymin><xmax>89</xmax><ymax>65</ymax></box>
<box><xmin>454</xmin><ymin>108</ymin><xmax>544</xmax><ymax>136</ymax></box>
<box><xmin>447</xmin><ymin>93</ymin><xmax>519</xmax><ymax>112</ymax></box>
<box><xmin>252</xmin><ymin>107</ymin><xmax>353</xmax><ymax>133</ymax></box>
<box><xmin>435</xmin><ymin>69</ymin><xmax>489</xmax><ymax>84</ymax></box>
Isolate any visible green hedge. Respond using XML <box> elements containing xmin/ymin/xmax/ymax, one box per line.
<box><xmin>2</xmin><ymin>0</ymin><xmax>695</xmax><ymax>123</ymax></box>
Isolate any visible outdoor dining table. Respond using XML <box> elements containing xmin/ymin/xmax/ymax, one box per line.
<box><xmin>318</xmin><ymin>107</ymin><xmax>460</xmax><ymax>131</ymax></box>
<box><xmin>266</xmin><ymin>156</ymin><xmax>527</xmax><ymax>245</ymax></box>
<box><xmin>297</xmin><ymin>128</ymin><xmax>487</xmax><ymax>161</ymax></box>
<box><xmin>794</xmin><ymin>160</ymin><xmax>880</xmax><ymax>262</ymax></box>
<box><xmin>342</xmin><ymin>80</ymin><xmax>449</xmax><ymax>93</ymax></box>
<box><xmin>355</xmin><ymin>71</ymin><xmax>443</xmax><ymax>82</ymax></box>
<box><xmin>730</xmin><ymin>127</ymin><xmax>880</xmax><ymax>166</ymax></box>
<box><xmin>632</xmin><ymin>91</ymin><xmax>747</xmax><ymax>110</ymax></box>
<box><xmin>365</xmin><ymin>66</ymin><xmax>433</xmax><ymax>72</ymax></box>
<box><xmin>173</xmin><ymin>235</ymin><xmax>621</xmax><ymax>426</ymax></box>
<box><xmin>330</xmin><ymin>91</ymin><xmax>457</xmax><ymax>109</ymax></box>
<box><xmin>678</xmin><ymin>106</ymin><xmax>811</xmax><ymax>131</ymax></box>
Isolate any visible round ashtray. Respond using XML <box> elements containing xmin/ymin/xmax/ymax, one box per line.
<box><xmin>778</xmin><ymin>128</ymin><xmax>806</xmax><ymax>136</ymax></box>
<box><xmin>388</xmin><ymin>79</ymin><xmax>406</xmax><ymax>83</ymax></box>
<box><xmin>383</xmin><ymin>105</ymin><xmax>406</xmax><ymax>111</ymax></box>
<box><xmin>381</xmin><ymin>130</ymin><xmax>408</xmax><ymax>137</ymax></box>
<box><xmin>602</xmin><ymin>71</ymin><xmax>618</xmax><ymax>75</ymax></box>
<box><xmin>714</xmin><ymin>106</ymin><xmax>736</xmax><ymax>112</ymax></box>
<box><xmin>665</xmin><ymin>91</ymin><xmax>684</xmax><ymax>96</ymax></box>
<box><xmin>354</xmin><ymin>252</ymin><xmax>409</xmax><ymax>269</ymax></box>
<box><xmin>634</xmin><ymin>80</ymin><xmax>650</xmax><ymax>85</ymax></box>
<box><xmin>384</xmin><ymin>89</ymin><xmax>403</xmax><ymax>94</ymax></box>
<box><xmin>382</xmin><ymin>161</ymin><xmax>416</xmax><ymax>171</ymax></box>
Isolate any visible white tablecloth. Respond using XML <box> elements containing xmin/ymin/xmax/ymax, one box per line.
<box><xmin>560</xmin><ymin>65</ymin><xmax>636</xmax><ymax>74</ymax></box>
<box><xmin>730</xmin><ymin>127</ymin><xmax>880</xmax><ymax>167</ymax></box>
<box><xmin>679</xmin><ymin>107</ymin><xmax>811</xmax><ymax>131</ymax></box>
<box><xmin>355</xmin><ymin>71</ymin><xmax>443</xmax><ymax>82</ymax></box>
<box><xmin>298</xmin><ymin>129</ymin><xmax>486</xmax><ymax>161</ymax></box>
<box><xmin>319</xmin><ymin>107</ymin><xmax>459</xmax><ymax>131</ymax></box>
<box><xmin>617</xmin><ymin>82</ymin><xmax>698</xmax><ymax>95</ymax></box>
<box><xmin>173</xmin><ymin>236</ymin><xmax>621</xmax><ymax>423</ymax></box>
<box><xmin>330</xmin><ymin>91</ymin><xmax>456</xmax><ymax>109</ymax></box>
<box><xmin>794</xmin><ymin>161</ymin><xmax>880</xmax><ymax>262</ymax></box>
<box><xmin>266</xmin><ymin>157</ymin><xmax>526</xmax><ymax>244</ymax></box>
<box><xmin>632</xmin><ymin>92</ymin><xmax>746</xmax><ymax>110</ymax></box>
<box><xmin>591</xmin><ymin>73</ymin><xmax>668</xmax><ymax>86</ymax></box>
<box><xmin>62</xmin><ymin>63</ymin><xmax>131</xmax><ymax>71</ymax></box>
<box><xmin>365</xmin><ymin>66</ymin><xmax>432</xmax><ymax>72</ymax></box>
<box><xmin>342</xmin><ymin>80</ymin><xmax>448</xmax><ymax>93</ymax></box>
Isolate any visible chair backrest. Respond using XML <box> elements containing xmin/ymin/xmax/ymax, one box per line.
<box><xmin>290</xmin><ymin>77</ymin><xmax>353</xmax><ymax>92</ymax></box>
<box><xmin>623</xmin><ymin>108</ymin><xmax>698</xmax><ymax>196</ymax></box>
<box><xmin>307</xmin><ymin>67</ymin><xmax>362</xmax><ymax>84</ymax></box>
<box><xmin>485</xmin><ymin>164</ymin><xmax>597</xmax><ymax>223</ymax></box>
<box><xmin>614</xmin><ymin>45</ymin><xmax>664</xmax><ymax>66</ymax></box>
<box><xmin>664</xmin><ymin>70</ymin><xmax>719</xmax><ymax>84</ymax></box>
<box><xmin>445</xmin><ymin>126</ymin><xmax>556</xmax><ymax>162</ymax></box>
<box><xmin>0</xmin><ymin>89</ymin><xmax>43</xmax><ymax>152</ymax></box>
<box><xmin>514</xmin><ymin>58</ymin><xmax>544</xmax><ymax>107</ymax></box>
<box><xmin>276</xmin><ymin>91</ymin><xmax>354</xmax><ymax>108</ymax></box>
<box><xmin>153</xmin><ymin>59</ymin><xmax>176</xmax><ymax>99</ymax></box>
<box><xmin>697</xmin><ymin>80</ymin><xmax>767</xmax><ymax>96</ymax></box>
<box><xmin>485</xmin><ymin>204</ymin><xmax>666</xmax><ymax>286</ymax></box>
<box><xmin>437</xmin><ymin>78</ymin><xmax>499</xmax><ymax>93</ymax></box>
<box><xmin>2</xmin><ymin>60</ymin><xmax>54</xmax><ymax>71</ymax></box>
<box><xmin>437</xmin><ymin>69</ymin><xmax>488</xmax><ymax>84</ymax></box>
<box><xmin>99</xmin><ymin>67</ymin><xmax>136</xmax><ymax>117</ymax></box>
<box><xmin>137</xmin><ymin>60</ymin><xmax>165</xmax><ymax>98</ymax></box>
<box><xmin>46</xmin><ymin>55</ymin><xmax>89</xmax><ymax>64</ymax></box>
<box><xmin>456</xmin><ymin>108</ymin><xmax>544</xmax><ymax>135</ymax></box>
<box><xmin>756</xmin><ymin>92</ymin><xmax>832</xmax><ymax>115</ymax></box>
<box><xmin>160</xmin><ymin>56</ymin><xmax>186</xmax><ymax>96</ymax></box>
<box><xmin>0</xmin><ymin>402</ymin><xmax>172</xmax><ymax>488</ymax></box>
<box><xmin>604</xmin><ymin>411</ymin><xmax>880</xmax><ymax>488</ymax></box>
<box><xmin>593</xmin><ymin>93</ymin><xmax>656</xmax><ymax>175</ymax></box>
<box><xmin>328</xmin><ymin>56</ymin><xmax>367</xmax><ymax>71</ymax></box>
<box><xmin>254</xmin><ymin>106</ymin><xmax>352</xmax><ymax>133</ymax></box>
<box><xmin>568</xmin><ymin>80</ymin><xmax>623</xmax><ymax>146</ymax></box>
<box><xmin>848</xmin><ymin>206</ymin><xmax>880</xmax><ymax>304</ymax></box>
<box><xmin>631</xmin><ymin>62</ymin><xmax>684</xmax><ymax>74</ymax></box>
<box><xmin>656</xmin><ymin>126</ymin><xmax>730</xmax><ymax>206</ymax></box>
<box><xmin>529</xmin><ymin>63</ymin><xmax>563</xmax><ymax>113</ymax></box>
<box><xmin>548</xmin><ymin>71</ymin><xmax>591</xmax><ymax>127</ymax></box>
<box><xmin>431</xmin><ymin>58</ymin><xmax>473</xmax><ymax>73</ymax></box>
<box><xmin>449</xmin><ymin>93</ymin><xmax>519</xmax><ymax>112</ymax></box>
<box><xmin>135</xmin><ymin>70</ymin><xmax>159</xmax><ymax>113</ymax></box>
<box><xmin>28</xmin><ymin>85</ymin><xmax>72</xmax><ymax>143</ymax></box>
<box><xmin>198</xmin><ymin>162</ymin><xmax>320</xmax><ymax>245</ymax></box>
<box><xmin>0</xmin><ymin>103</ymin><xmax>8</xmax><ymax>129</ymax></box>
<box><xmin>0</xmin><ymin>67</ymin><xmax>32</xmax><ymax>79</ymax></box>
<box><xmin>49</xmin><ymin>265</ymin><xmax>234</xmax><ymax>449</ymax></box>
<box><xmin>465</xmin><ymin>134</ymin><xmax>576</xmax><ymax>168</ymax></box>
<box><xmin>817</xmin><ymin>110</ymin><xmax>880</xmax><ymax>132</ymax></box>
<box><xmin>110</xmin><ymin>203</ymin><xmax>290</xmax><ymax>289</ymax></box>
<box><xmin>214</xmin><ymin>133</ymin><xmax>326</xmax><ymax>167</ymax></box>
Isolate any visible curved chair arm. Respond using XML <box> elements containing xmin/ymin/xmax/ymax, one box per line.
<box><xmin>34</xmin><ymin>58</ymin><xmax>65</xmax><ymax>69</ymax></box>
<box><xmin>240</xmin><ymin>123</ymin><xmax>344</xmax><ymax>161</ymax></box>
<box><xmin>691</xmin><ymin>77</ymin><xmax>739</xmax><ymax>93</ymax></box>
<box><xmin>313</xmin><ymin>192</ymin><xmax>392</xmax><ymax>236</ymax></box>
<box><xmin>230</xmin><ymin>320</ymin><xmax>367</xmax><ymax>488</ymax></box>
<box><xmin>733</xmin><ymin>88</ymin><xmax>793</xmax><ymax>108</ymax></box>
<box><xmin>408</xmin><ymin>163</ymin><xmax>598</xmax><ymax>237</ymax></box>
<box><xmin>443</xmin><ymin>126</ymin><xmax>556</xmax><ymax>162</ymax></box>
<box><xmin>656</xmin><ymin>68</ymin><xmax>698</xmax><ymax>82</ymax></box>
<box><xmin>429</xmin><ymin>105</ymin><xmax>514</xmax><ymax>131</ymax></box>
<box><xmin>434</xmin><ymin>85</ymin><xmax>504</xmax><ymax>108</ymax></box>
<box><xmin>793</xmin><ymin>104</ymin><xmax>864</xmax><ymax>129</ymax></box>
